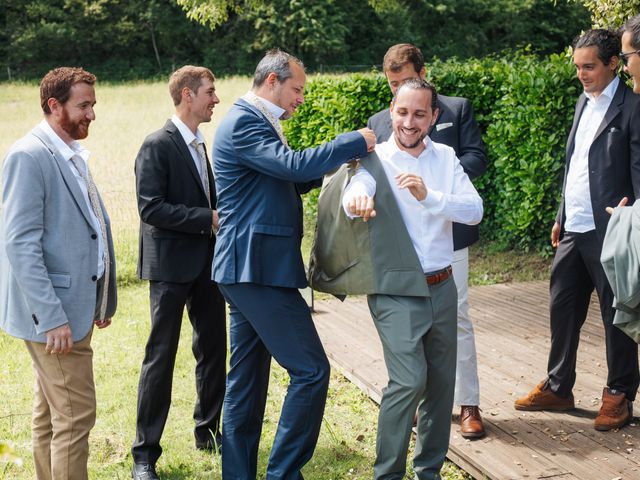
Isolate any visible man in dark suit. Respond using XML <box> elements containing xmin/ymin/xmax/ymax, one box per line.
<box><xmin>368</xmin><ymin>43</ymin><xmax>488</xmax><ymax>438</ymax></box>
<box><xmin>212</xmin><ymin>49</ymin><xmax>375</xmax><ymax>479</ymax></box>
<box><xmin>131</xmin><ymin>65</ymin><xmax>226</xmax><ymax>480</ymax></box>
<box><xmin>515</xmin><ymin>29</ymin><xmax>640</xmax><ymax>431</ymax></box>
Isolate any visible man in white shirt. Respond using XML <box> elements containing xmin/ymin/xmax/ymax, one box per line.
<box><xmin>0</xmin><ymin>67</ymin><xmax>117</xmax><ymax>479</ymax></box>
<box><xmin>131</xmin><ymin>66</ymin><xmax>227</xmax><ymax>480</ymax></box>
<box><xmin>515</xmin><ymin>29</ymin><xmax>640</xmax><ymax>431</ymax></box>
<box><xmin>343</xmin><ymin>78</ymin><xmax>483</xmax><ymax>479</ymax></box>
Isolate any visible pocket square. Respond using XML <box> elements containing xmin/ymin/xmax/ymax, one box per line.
<box><xmin>435</xmin><ymin>122</ymin><xmax>453</xmax><ymax>131</ymax></box>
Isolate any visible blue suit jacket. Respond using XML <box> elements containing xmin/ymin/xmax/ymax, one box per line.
<box><xmin>212</xmin><ymin>98</ymin><xmax>367</xmax><ymax>289</ymax></box>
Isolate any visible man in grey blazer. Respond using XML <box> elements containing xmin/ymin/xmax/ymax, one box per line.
<box><xmin>368</xmin><ymin>43</ymin><xmax>487</xmax><ymax>438</ymax></box>
<box><xmin>0</xmin><ymin>67</ymin><xmax>117</xmax><ymax>479</ymax></box>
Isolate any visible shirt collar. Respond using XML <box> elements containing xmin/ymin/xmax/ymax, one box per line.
<box><xmin>38</xmin><ymin>119</ymin><xmax>90</xmax><ymax>163</ymax></box>
<box><xmin>584</xmin><ymin>75</ymin><xmax>619</xmax><ymax>103</ymax></box>
<box><xmin>252</xmin><ymin>93</ymin><xmax>286</xmax><ymax>121</ymax></box>
<box><xmin>171</xmin><ymin>114</ymin><xmax>205</xmax><ymax>146</ymax></box>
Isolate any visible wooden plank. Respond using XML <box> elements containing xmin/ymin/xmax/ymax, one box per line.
<box><xmin>312</xmin><ymin>281</ymin><xmax>640</xmax><ymax>480</ymax></box>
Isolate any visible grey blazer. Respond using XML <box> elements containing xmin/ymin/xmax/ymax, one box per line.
<box><xmin>0</xmin><ymin>125</ymin><xmax>117</xmax><ymax>343</ymax></box>
<box><xmin>367</xmin><ymin>94</ymin><xmax>487</xmax><ymax>250</ymax></box>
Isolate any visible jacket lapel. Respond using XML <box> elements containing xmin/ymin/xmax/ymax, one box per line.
<box><xmin>164</xmin><ymin>120</ymin><xmax>209</xmax><ymax>201</ymax></box>
<box><xmin>592</xmin><ymin>80</ymin><xmax>625</xmax><ymax>141</ymax></box>
<box><xmin>31</xmin><ymin>126</ymin><xmax>96</xmax><ymax>229</ymax></box>
<box><xmin>566</xmin><ymin>94</ymin><xmax>587</xmax><ymax>160</ymax></box>
<box><xmin>236</xmin><ymin>98</ymin><xmax>282</xmax><ymax>140</ymax></box>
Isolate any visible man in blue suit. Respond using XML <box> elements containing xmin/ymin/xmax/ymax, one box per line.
<box><xmin>212</xmin><ymin>49</ymin><xmax>376</xmax><ymax>479</ymax></box>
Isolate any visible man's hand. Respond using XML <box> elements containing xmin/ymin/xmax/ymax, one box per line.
<box><xmin>357</xmin><ymin>128</ymin><xmax>377</xmax><ymax>153</ymax></box>
<box><xmin>212</xmin><ymin>209</ymin><xmax>220</xmax><ymax>234</ymax></box>
<box><xmin>45</xmin><ymin>324</ymin><xmax>73</xmax><ymax>355</ymax></box>
<box><xmin>94</xmin><ymin>318</ymin><xmax>112</xmax><ymax>329</ymax></box>
<box><xmin>396</xmin><ymin>173</ymin><xmax>427</xmax><ymax>201</ymax></box>
<box><xmin>551</xmin><ymin>222</ymin><xmax>561</xmax><ymax>248</ymax></box>
<box><xmin>347</xmin><ymin>194</ymin><xmax>376</xmax><ymax>222</ymax></box>
<box><xmin>606</xmin><ymin>196</ymin><xmax>629</xmax><ymax>215</ymax></box>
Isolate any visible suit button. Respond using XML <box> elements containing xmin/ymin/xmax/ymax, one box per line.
<box><xmin>91</xmin><ymin>234</ymin><xmax>97</xmax><ymax>239</ymax></box>
<box><xmin>92</xmin><ymin>275</ymin><xmax>97</xmax><ymax>281</ymax></box>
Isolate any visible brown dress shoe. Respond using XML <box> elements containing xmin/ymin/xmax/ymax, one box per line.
<box><xmin>460</xmin><ymin>405</ymin><xmax>485</xmax><ymax>439</ymax></box>
<box><xmin>514</xmin><ymin>380</ymin><xmax>575</xmax><ymax>411</ymax></box>
<box><xmin>594</xmin><ymin>388</ymin><xmax>633</xmax><ymax>431</ymax></box>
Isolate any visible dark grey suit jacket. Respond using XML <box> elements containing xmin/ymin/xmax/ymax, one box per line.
<box><xmin>367</xmin><ymin>94</ymin><xmax>487</xmax><ymax>250</ymax></box>
<box><xmin>135</xmin><ymin>119</ymin><xmax>216</xmax><ymax>283</ymax></box>
<box><xmin>556</xmin><ymin>79</ymin><xmax>640</xmax><ymax>246</ymax></box>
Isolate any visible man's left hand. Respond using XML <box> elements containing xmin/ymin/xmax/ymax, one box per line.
<box><xmin>606</xmin><ymin>196</ymin><xmax>628</xmax><ymax>215</ymax></box>
<box><xmin>94</xmin><ymin>318</ymin><xmax>112</xmax><ymax>329</ymax></box>
<box><xmin>396</xmin><ymin>173</ymin><xmax>427</xmax><ymax>201</ymax></box>
<box><xmin>212</xmin><ymin>209</ymin><xmax>220</xmax><ymax>234</ymax></box>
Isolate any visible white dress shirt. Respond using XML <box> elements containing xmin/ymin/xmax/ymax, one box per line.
<box><xmin>171</xmin><ymin>114</ymin><xmax>207</xmax><ymax>179</ymax></box>
<box><xmin>564</xmin><ymin>76</ymin><xmax>619</xmax><ymax>233</ymax></box>
<box><xmin>343</xmin><ymin>136</ymin><xmax>483</xmax><ymax>272</ymax></box>
<box><xmin>39</xmin><ymin>119</ymin><xmax>105</xmax><ymax>278</ymax></box>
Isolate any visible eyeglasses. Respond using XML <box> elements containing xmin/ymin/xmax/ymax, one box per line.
<box><xmin>620</xmin><ymin>50</ymin><xmax>640</xmax><ymax>66</ymax></box>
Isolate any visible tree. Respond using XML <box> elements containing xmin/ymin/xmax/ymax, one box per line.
<box><xmin>577</xmin><ymin>0</ymin><xmax>640</xmax><ymax>27</ymax></box>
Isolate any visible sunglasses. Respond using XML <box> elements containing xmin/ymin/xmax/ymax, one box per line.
<box><xmin>620</xmin><ymin>50</ymin><xmax>640</xmax><ymax>66</ymax></box>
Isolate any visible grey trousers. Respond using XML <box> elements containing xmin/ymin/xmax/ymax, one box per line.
<box><xmin>368</xmin><ymin>276</ymin><xmax>458</xmax><ymax>480</ymax></box>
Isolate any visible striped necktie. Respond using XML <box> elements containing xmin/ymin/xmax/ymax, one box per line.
<box><xmin>70</xmin><ymin>156</ymin><xmax>110</xmax><ymax>320</ymax></box>
<box><xmin>191</xmin><ymin>139</ymin><xmax>211</xmax><ymax>207</ymax></box>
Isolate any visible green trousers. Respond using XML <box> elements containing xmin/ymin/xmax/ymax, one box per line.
<box><xmin>368</xmin><ymin>276</ymin><xmax>457</xmax><ymax>480</ymax></box>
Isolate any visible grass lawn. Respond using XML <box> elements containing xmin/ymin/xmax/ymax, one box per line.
<box><xmin>0</xmin><ymin>79</ymin><xmax>553</xmax><ymax>478</ymax></box>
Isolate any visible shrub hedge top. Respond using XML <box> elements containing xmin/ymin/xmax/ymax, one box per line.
<box><xmin>284</xmin><ymin>53</ymin><xmax>584</xmax><ymax>253</ymax></box>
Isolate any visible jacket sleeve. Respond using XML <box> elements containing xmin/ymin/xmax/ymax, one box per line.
<box><xmin>456</xmin><ymin>98</ymin><xmax>487</xmax><ymax>180</ymax></box>
<box><xmin>231</xmin><ymin>115</ymin><xmax>368</xmax><ymax>183</ymax></box>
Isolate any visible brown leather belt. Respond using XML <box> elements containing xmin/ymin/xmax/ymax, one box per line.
<box><xmin>425</xmin><ymin>265</ymin><xmax>453</xmax><ymax>285</ymax></box>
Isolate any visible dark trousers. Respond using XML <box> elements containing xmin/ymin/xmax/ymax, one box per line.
<box><xmin>547</xmin><ymin>231</ymin><xmax>639</xmax><ymax>400</ymax></box>
<box><xmin>132</xmin><ymin>264</ymin><xmax>226</xmax><ymax>465</ymax></box>
<box><xmin>219</xmin><ymin>283</ymin><xmax>330</xmax><ymax>480</ymax></box>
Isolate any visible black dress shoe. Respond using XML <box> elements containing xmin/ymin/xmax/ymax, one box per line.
<box><xmin>132</xmin><ymin>463</ymin><xmax>159</xmax><ymax>480</ymax></box>
<box><xmin>195</xmin><ymin>433</ymin><xmax>222</xmax><ymax>453</ymax></box>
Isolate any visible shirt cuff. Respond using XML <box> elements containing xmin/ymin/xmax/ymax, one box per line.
<box><xmin>419</xmin><ymin>189</ymin><xmax>443</xmax><ymax>208</ymax></box>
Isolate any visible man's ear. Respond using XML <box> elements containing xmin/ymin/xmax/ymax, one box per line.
<box><xmin>431</xmin><ymin>107</ymin><xmax>441</xmax><ymax>126</ymax></box>
<box><xmin>47</xmin><ymin>97</ymin><xmax>61</xmax><ymax>116</ymax></box>
<box><xmin>419</xmin><ymin>66</ymin><xmax>427</xmax><ymax>80</ymax></box>
<box><xmin>181</xmin><ymin>86</ymin><xmax>192</xmax><ymax>103</ymax></box>
<box><xmin>266</xmin><ymin>72</ymin><xmax>279</xmax><ymax>88</ymax></box>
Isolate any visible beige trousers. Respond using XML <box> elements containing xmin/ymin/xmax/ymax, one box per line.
<box><xmin>25</xmin><ymin>331</ymin><xmax>96</xmax><ymax>480</ymax></box>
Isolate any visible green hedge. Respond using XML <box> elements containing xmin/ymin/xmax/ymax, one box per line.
<box><xmin>284</xmin><ymin>53</ymin><xmax>580</xmax><ymax>253</ymax></box>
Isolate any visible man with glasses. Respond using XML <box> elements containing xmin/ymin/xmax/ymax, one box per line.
<box><xmin>515</xmin><ymin>29</ymin><xmax>640</xmax><ymax>431</ymax></box>
<box><xmin>621</xmin><ymin>15</ymin><xmax>640</xmax><ymax>93</ymax></box>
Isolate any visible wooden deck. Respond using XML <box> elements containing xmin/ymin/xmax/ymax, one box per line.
<box><xmin>310</xmin><ymin>281</ymin><xmax>640</xmax><ymax>480</ymax></box>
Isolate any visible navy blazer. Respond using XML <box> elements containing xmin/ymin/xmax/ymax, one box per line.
<box><xmin>556</xmin><ymin>79</ymin><xmax>640</xmax><ymax>245</ymax></box>
<box><xmin>367</xmin><ymin>94</ymin><xmax>487</xmax><ymax>250</ymax></box>
<box><xmin>212</xmin><ymin>98</ymin><xmax>368</xmax><ymax>288</ymax></box>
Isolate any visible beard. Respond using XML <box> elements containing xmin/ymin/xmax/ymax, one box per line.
<box><xmin>59</xmin><ymin>108</ymin><xmax>90</xmax><ymax>140</ymax></box>
<box><xmin>395</xmin><ymin>128</ymin><xmax>428</xmax><ymax>149</ymax></box>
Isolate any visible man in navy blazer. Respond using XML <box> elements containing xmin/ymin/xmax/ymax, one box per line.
<box><xmin>213</xmin><ymin>49</ymin><xmax>376</xmax><ymax>479</ymax></box>
<box><xmin>515</xmin><ymin>29</ymin><xmax>640</xmax><ymax>431</ymax></box>
<box><xmin>368</xmin><ymin>43</ymin><xmax>488</xmax><ymax>438</ymax></box>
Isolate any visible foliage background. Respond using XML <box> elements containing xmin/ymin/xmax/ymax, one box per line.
<box><xmin>0</xmin><ymin>0</ymin><xmax>590</xmax><ymax>80</ymax></box>
<box><xmin>284</xmin><ymin>54</ymin><xmax>579</xmax><ymax>253</ymax></box>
